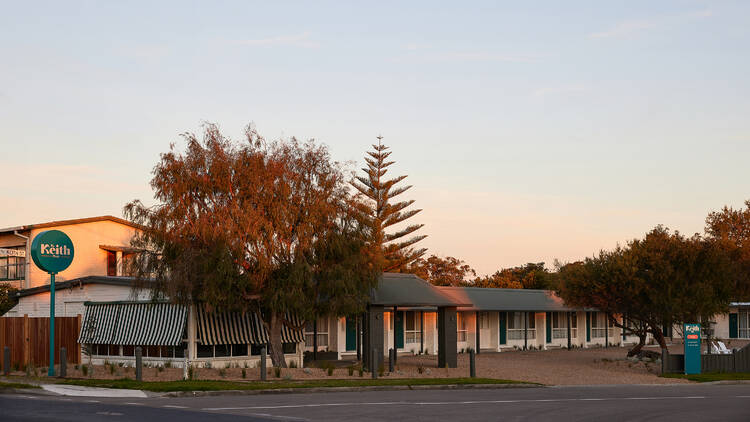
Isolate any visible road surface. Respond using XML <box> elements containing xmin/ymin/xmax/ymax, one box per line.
<box><xmin>2</xmin><ymin>383</ymin><xmax>749</xmax><ymax>421</ymax></box>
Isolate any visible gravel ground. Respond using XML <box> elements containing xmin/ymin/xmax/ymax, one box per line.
<box><xmin>9</xmin><ymin>341</ymin><xmax>747</xmax><ymax>385</ymax></box>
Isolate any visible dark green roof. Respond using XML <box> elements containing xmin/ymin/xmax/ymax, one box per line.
<box><xmin>370</xmin><ymin>273</ymin><xmax>470</xmax><ymax>307</ymax></box>
<box><xmin>437</xmin><ymin>286</ymin><xmax>577</xmax><ymax>312</ymax></box>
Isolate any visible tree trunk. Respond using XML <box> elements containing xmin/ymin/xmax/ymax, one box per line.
<box><xmin>627</xmin><ymin>334</ymin><xmax>647</xmax><ymax>357</ymax></box>
<box><xmin>652</xmin><ymin>327</ymin><xmax>668</xmax><ymax>350</ymax></box>
<box><xmin>268</xmin><ymin>312</ymin><xmax>287</xmax><ymax>368</ymax></box>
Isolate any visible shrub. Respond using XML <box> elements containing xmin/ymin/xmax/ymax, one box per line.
<box><xmin>118</xmin><ymin>362</ymin><xmax>124</xmax><ymax>367</ymax></box>
<box><xmin>73</xmin><ymin>364</ymin><xmax>79</xmax><ymax>371</ymax></box>
<box><xmin>243</xmin><ymin>362</ymin><xmax>249</xmax><ymax>369</ymax></box>
<box><xmin>218</xmin><ymin>368</ymin><xmax>226</xmax><ymax>378</ymax></box>
<box><xmin>347</xmin><ymin>365</ymin><xmax>354</xmax><ymax>376</ymax></box>
<box><xmin>204</xmin><ymin>361</ymin><xmax>212</xmax><ymax>369</ymax></box>
<box><xmin>81</xmin><ymin>365</ymin><xmax>88</xmax><ymax>376</ymax></box>
<box><xmin>327</xmin><ymin>366</ymin><xmax>334</xmax><ymax>376</ymax></box>
<box><xmin>188</xmin><ymin>365</ymin><xmax>194</xmax><ymax>380</ymax></box>
<box><xmin>283</xmin><ymin>374</ymin><xmax>292</xmax><ymax>381</ymax></box>
<box><xmin>109</xmin><ymin>365</ymin><xmax>115</xmax><ymax>375</ymax></box>
<box><xmin>225</xmin><ymin>362</ymin><xmax>231</xmax><ymax>369</ymax></box>
<box><xmin>289</xmin><ymin>360</ymin><xmax>297</xmax><ymax>368</ymax></box>
<box><xmin>157</xmin><ymin>365</ymin><xmax>164</xmax><ymax>373</ymax></box>
<box><xmin>358</xmin><ymin>366</ymin><xmax>364</xmax><ymax>377</ymax></box>
<box><xmin>274</xmin><ymin>366</ymin><xmax>281</xmax><ymax>378</ymax></box>
<box><xmin>241</xmin><ymin>369</ymin><xmax>246</xmax><ymax>378</ymax></box>
<box><xmin>417</xmin><ymin>365</ymin><xmax>424</xmax><ymax>374</ymax></box>
<box><xmin>378</xmin><ymin>363</ymin><xmax>385</xmax><ymax>377</ymax></box>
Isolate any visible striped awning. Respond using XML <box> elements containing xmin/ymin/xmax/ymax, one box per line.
<box><xmin>78</xmin><ymin>302</ymin><xmax>187</xmax><ymax>346</ymax></box>
<box><xmin>197</xmin><ymin>308</ymin><xmax>304</xmax><ymax>345</ymax></box>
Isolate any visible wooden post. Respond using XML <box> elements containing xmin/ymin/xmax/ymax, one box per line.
<box><xmin>135</xmin><ymin>347</ymin><xmax>142</xmax><ymax>381</ymax></box>
<box><xmin>469</xmin><ymin>348</ymin><xmax>476</xmax><ymax>378</ymax></box>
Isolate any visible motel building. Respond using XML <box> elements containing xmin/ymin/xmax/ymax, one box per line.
<box><xmin>2</xmin><ymin>215</ymin><xmax>748</xmax><ymax>370</ymax></box>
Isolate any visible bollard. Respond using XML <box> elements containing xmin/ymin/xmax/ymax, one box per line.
<box><xmin>371</xmin><ymin>349</ymin><xmax>377</xmax><ymax>379</ymax></box>
<box><xmin>260</xmin><ymin>346</ymin><xmax>267</xmax><ymax>381</ymax></box>
<box><xmin>135</xmin><ymin>347</ymin><xmax>143</xmax><ymax>381</ymax></box>
<box><xmin>3</xmin><ymin>346</ymin><xmax>9</xmax><ymax>376</ymax></box>
<box><xmin>389</xmin><ymin>348</ymin><xmax>394</xmax><ymax>373</ymax></box>
<box><xmin>59</xmin><ymin>347</ymin><xmax>67</xmax><ymax>377</ymax></box>
<box><xmin>469</xmin><ymin>349</ymin><xmax>476</xmax><ymax>378</ymax></box>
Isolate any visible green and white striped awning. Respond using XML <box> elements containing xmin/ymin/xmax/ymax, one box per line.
<box><xmin>197</xmin><ymin>307</ymin><xmax>304</xmax><ymax>345</ymax></box>
<box><xmin>78</xmin><ymin>302</ymin><xmax>187</xmax><ymax>346</ymax></box>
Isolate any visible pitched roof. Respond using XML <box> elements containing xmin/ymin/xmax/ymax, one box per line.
<box><xmin>437</xmin><ymin>286</ymin><xmax>578</xmax><ymax>312</ymax></box>
<box><xmin>370</xmin><ymin>273</ymin><xmax>471</xmax><ymax>307</ymax></box>
<box><xmin>0</xmin><ymin>215</ymin><xmax>142</xmax><ymax>234</ymax></box>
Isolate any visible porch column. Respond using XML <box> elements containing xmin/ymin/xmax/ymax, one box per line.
<box><xmin>475</xmin><ymin>312</ymin><xmax>480</xmax><ymax>354</ymax></box>
<box><xmin>420</xmin><ymin>311</ymin><xmax>424</xmax><ymax>354</ymax></box>
<box><xmin>523</xmin><ymin>311</ymin><xmax>528</xmax><ymax>350</ymax></box>
<box><xmin>363</xmin><ymin>305</ymin><xmax>384</xmax><ymax>372</ymax></box>
<box><xmin>313</xmin><ymin>318</ymin><xmax>318</xmax><ymax>361</ymax></box>
<box><xmin>567</xmin><ymin>312</ymin><xmax>572</xmax><ymax>350</ymax></box>
<box><xmin>187</xmin><ymin>304</ymin><xmax>197</xmax><ymax>362</ymax></box>
<box><xmin>393</xmin><ymin>306</ymin><xmax>398</xmax><ymax>364</ymax></box>
<box><xmin>437</xmin><ymin>306</ymin><xmax>457</xmax><ymax>368</ymax></box>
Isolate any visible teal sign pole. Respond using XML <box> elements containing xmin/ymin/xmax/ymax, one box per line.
<box><xmin>684</xmin><ymin>323</ymin><xmax>701</xmax><ymax>375</ymax></box>
<box><xmin>30</xmin><ymin>230</ymin><xmax>74</xmax><ymax>377</ymax></box>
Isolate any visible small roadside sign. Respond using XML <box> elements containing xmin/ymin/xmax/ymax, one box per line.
<box><xmin>684</xmin><ymin>323</ymin><xmax>701</xmax><ymax>375</ymax></box>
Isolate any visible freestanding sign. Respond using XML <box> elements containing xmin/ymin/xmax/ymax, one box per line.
<box><xmin>684</xmin><ymin>323</ymin><xmax>701</xmax><ymax>375</ymax></box>
<box><xmin>30</xmin><ymin>230</ymin><xmax>74</xmax><ymax>377</ymax></box>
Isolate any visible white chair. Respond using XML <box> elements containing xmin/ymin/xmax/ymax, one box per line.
<box><xmin>717</xmin><ymin>341</ymin><xmax>732</xmax><ymax>354</ymax></box>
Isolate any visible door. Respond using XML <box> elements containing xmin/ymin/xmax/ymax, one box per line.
<box><xmin>729</xmin><ymin>313</ymin><xmax>738</xmax><ymax>339</ymax></box>
<box><xmin>499</xmin><ymin>312</ymin><xmax>507</xmax><ymax>345</ymax></box>
<box><xmin>394</xmin><ymin>311</ymin><xmax>404</xmax><ymax>349</ymax></box>
<box><xmin>346</xmin><ymin>317</ymin><xmax>357</xmax><ymax>351</ymax></box>
<box><xmin>479</xmin><ymin>312</ymin><xmax>491</xmax><ymax>349</ymax></box>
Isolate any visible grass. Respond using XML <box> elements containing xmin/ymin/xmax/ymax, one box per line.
<box><xmin>662</xmin><ymin>372</ymin><xmax>750</xmax><ymax>382</ymax></box>
<box><xmin>59</xmin><ymin>377</ymin><xmax>531</xmax><ymax>392</ymax></box>
<box><xmin>0</xmin><ymin>381</ymin><xmax>41</xmax><ymax>389</ymax></box>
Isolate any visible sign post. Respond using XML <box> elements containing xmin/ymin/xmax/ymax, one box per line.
<box><xmin>684</xmin><ymin>323</ymin><xmax>701</xmax><ymax>375</ymax></box>
<box><xmin>30</xmin><ymin>230</ymin><xmax>74</xmax><ymax>377</ymax></box>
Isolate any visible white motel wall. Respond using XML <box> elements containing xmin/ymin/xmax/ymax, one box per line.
<box><xmin>2</xmin><ymin>215</ymin><xmax>749</xmax><ymax>369</ymax></box>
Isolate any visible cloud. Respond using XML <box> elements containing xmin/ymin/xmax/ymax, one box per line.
<box><xmin>391</xmin><ymin>50</ymin><xmax>539</xmax><ymax>64</ymax></box>
<box><xmin>236</xmin><ymin>32</ymin><xmax>319</xmax><ymax>48</ymax></box>
<box><xmin>589</xmin><ymin>9</ymin><xmax>713</xmax><ymax>39</ymax></box>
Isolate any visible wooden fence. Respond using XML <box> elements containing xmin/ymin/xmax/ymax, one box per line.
<box><xmin>663</xmin><ymin>342</ymin><xmax>750</xmax><ymax>373</ymax></box>
<box><xmin>0</xmin><ymin>315</ymin><xmax>81</xmax><ymax>371</ymax></box>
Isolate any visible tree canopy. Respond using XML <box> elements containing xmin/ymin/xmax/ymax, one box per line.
<box><xmin>557</xmin><ymin>226</ymin><xmax>737</xmax><ymax>356</ymax></box>
<box><xmin>351</xmin><ymin>137</ymin><xmax>427</xmax><ymax>271</ymax></box>
<box><xmin>125</xmin><ymin>124</ymin><xmax>379</xmax><ymax>366</ymax></box>
<box><xmin>408</xmin><ymin>255</ymin><xmax>476</xmax><ymax>286</ymax></box>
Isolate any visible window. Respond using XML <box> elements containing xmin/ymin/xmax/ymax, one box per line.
<box><xmin>740</xmin><ymin>310</ymin><xmax>749</xmax><ymax>338</ymax></box>
<box><xmin>282</xmin><ymin>342</ymin><xmax>296</xmax><ymax>354</ymax></box>
<box><xmin>507</xmin><ymin>312</ymin><xmax>536</xmax><ymax>340</ymax></box>
<box><xmin>0</xmin><ymin>255</ymin><xmax>25</xmax><ymax>281</ymax></box>
<box><xmin>457</xmin><ymin>312</ymin><xmax>468</xmax><ymax>342</ymax></box>
<box><xmin>304</xmin><ymin>317</ymin><xmax>328</xmax><ymax>348</ymax></box>
<box><xmin>405</xmin><ymin>311</ymin><xmax>422</xmax><ymax>344</ymax></box>
<box><xmin>107</xmin><ymin>251</ymin><xmax>117</xmax><ymax>276</ymax></box>
<box><xmin>591</xmin><ymin>313</ymin><xmax>611</xmax><ymax>338</ymax></box>
<box><xmin>552</xmin><ymin>312</ymin><xmax>576</xmax><ymax>339</ymax></box>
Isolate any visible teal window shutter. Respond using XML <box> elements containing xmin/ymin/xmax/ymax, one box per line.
<box><xmin>729</xmin><ymin>313</ymin><xmax>738</xmax><ymax>339</ymax></box>
<box><xmin>545</xmin><ymin>312</ymin><xmax>552</xmax><ymax>343</ymax></box>
<box><xmin>586</xmin><ymin>312</ymin><xmax>591</xmax><ymax>342</ymax></box>
<box><xmin>499</xmin><ymin>311</ymin><xmax>507</xmax><ymax>345</ymax></box>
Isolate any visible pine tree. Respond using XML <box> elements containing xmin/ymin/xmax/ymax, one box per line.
<box><xmin>351</xmin><ymin>136</ymin><xmax>427</xmax><ymax>271</ymax></box>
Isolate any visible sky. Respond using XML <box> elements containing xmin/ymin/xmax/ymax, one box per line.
<box><xmin>1</xmin><ymin>1</ymin><xmax>749</xmax><ymax>276</ymax></box>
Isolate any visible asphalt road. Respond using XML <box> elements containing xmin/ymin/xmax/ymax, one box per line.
<box><xmin>2</xmin><ymin>384</ymin><xmax>750</xmax><ymax>422</ymax></box>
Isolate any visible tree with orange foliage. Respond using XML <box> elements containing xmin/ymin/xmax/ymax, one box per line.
<box><xmin>124</xmin><ymin>124</ymin><xmax>378</xmax><ymax>366</ymax></box>
<box><xmin>408</xmin><ymin>255</ymin><xmax>476</xmax><ymax>286</ymax></box>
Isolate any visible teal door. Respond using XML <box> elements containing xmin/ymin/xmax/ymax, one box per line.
<box><xmin>395</xmin><ymin>311</ymin><xmax>404</xmax><ymax>349</ymax></box>
<box><xmin>346</xmin><ymin>317</ymin><xmax>357</xmax><ymax>351</ymax></box>
<box><xmin>499</xmin><ymin>312</ymin><xmax>507</xmax><ymax>345</ymax></box>
<box><xmin>729</xmin><ymin>313</ymin><xmax>738</xmax><ymax>338</ymax></box>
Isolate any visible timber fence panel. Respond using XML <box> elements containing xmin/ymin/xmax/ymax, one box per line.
<box><xmin>0</xmin><ymin>316</ymin><xmax>81</xmax><ymax>369</ymax></box>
